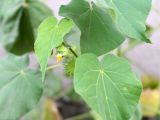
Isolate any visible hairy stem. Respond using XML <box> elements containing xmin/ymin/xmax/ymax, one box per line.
<box><xmin>47</xmin><ymin>64</ymin><xmax>62</xmax><ymax>71</ymax></box>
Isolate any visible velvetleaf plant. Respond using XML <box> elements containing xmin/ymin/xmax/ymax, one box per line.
<box><xmin>35</xmin><ymin>0</ymin><xmax>152</xmax><ymax>120</ymax></box>
<box><xmin>0</xmin><ymin>0</ymin><xmax>152</xmax><ymax>120</ymax></box>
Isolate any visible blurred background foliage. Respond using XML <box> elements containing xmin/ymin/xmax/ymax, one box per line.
<box><xmin>0</xmin><ymin>0</ymin><xmax>160</xmax><ymax>120</ymax></box>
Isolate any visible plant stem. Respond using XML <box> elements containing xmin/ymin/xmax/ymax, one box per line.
<box><xmin>69</xmin><ymin>47</ymin><xmax>78</xmax><ymax>57</ymax></box>
<box><xmin>46</xmin><ymin>64</ymin><xmax>62</xmax><ymax>71</ymax></box>
<box><xmin>64</xmin><ymin>112</ymin><xmax>91</xmax><ymax>120</ymax></box>
<box><xmin>117</xmin><ymin>46</ymin><xmax>122</xmax><ymax>57</ymax></box>
<box><xmin>63</xmin><ymin>42</ymin><xmax>78</xmax><ymax>58</ymax></box>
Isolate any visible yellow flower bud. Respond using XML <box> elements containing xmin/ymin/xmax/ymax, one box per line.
<box><xmin>56</xmin><ymin>54</ymin><xmax>63</xmax><ymax>62</ymax></box>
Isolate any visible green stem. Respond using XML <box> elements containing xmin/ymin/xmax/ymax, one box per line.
<box><xmin>64</xmin><ymin>112</ymin><xmax>91</xmax><ymax>120</ymax></box>
<box><xmin>69</xmin><ymin>47</ymin><xmax>78</xmax><ymax>57</ymax></box>
<box><xmin>46</xmin><ymin>64</ymin><xmax>62</xmax><ymax>71</ymax></box>
<box><xmin>117</xmin><ymin>46</ymin><xmax>123</xmax><ymax>57</ymax></box>
<box><xmin>63</xmin><ymin>42</ymin><xmax>78</xmax><ymax>58</ymax></box>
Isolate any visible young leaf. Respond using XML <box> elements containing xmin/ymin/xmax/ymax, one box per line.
<box><xmin>35</xmin><ymin>17</ymin><xmax>74</xmax><ymax>79</ymax></box>
<box><xmin>60</xmin><ymin>0</ymin><xmax>124</xmax><ymax>56</ymax></box>
<box><xmin>0</xmin><ymin>54</ymin><xmax>43</xmax><ymax>120</ymax></box>
<box><xmin>74</xmin><ymin>53</ymin><xmax>142</xmax><ymax>120</ymax></box>
<box><xmin>94</xmin><ymin>0</ymin><xmax>152</xmax><ymax>43</ymax></box>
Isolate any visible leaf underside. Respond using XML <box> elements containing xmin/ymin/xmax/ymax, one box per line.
<box><xmin>94</xmin><ymin>0</ymin><xmax>151</xmax><ymax>42</ymax></box>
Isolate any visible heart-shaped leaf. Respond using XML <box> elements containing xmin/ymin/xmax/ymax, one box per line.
<box><xmin>60</xmin><ymin>0</ymin><xmax>151</xmax><ymax>56</ymax></box>
<box><xmin>60</xmin><ymin>0</ymin><xmax>124</xmax><ymax>56</ymax></box>
<box><xmin>74</xmin><ymin>53</ymin><xmax>142</xmax><ymax>120</ymax></box>
<box><xmin>34</xmin><ymin>17</ymin><xmax>74</xmax><ymax>79</ymax></box>
<box><xmin>0</xmin><ymin>54</ymin><xmax>43</xmax><ymax>120</ymax></box>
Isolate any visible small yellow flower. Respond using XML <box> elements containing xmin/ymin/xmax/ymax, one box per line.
<box><xmin>56</xmin><ymin>54</ymin><xmax>63</xmax><ymax>62</ymax></box>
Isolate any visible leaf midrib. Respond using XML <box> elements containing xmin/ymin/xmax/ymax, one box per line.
<box><xmin>0</xmin><ymin>71</ymin><xmax>29</xmax><ymax>91</ymax></box>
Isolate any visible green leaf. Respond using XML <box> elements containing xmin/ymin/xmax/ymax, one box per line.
<box><xmin>59</xmin><ymin>0</ymin><xmax>152</xmax><ymax>55</ymax></box>
<box><xmin>0</xmin><ymin>0</ymin><xmax>52</xmax><ymax>55</ymax></box>
<box><xmin>65</xmin><ymin>26</ymin><xmax>81</xmax><ymax>47</ymax></box>
<box><xmin>35</xmin><ymin>17</ymin><xmax>74</xmax><ymax>79</ymax></box>
<box><xmin>130</xmin><ymin>105</ymin><xmax>142</xmax><ymax>120</ymax></box>
<box><xmin>0</xmin><ymin>54</ymin><xmax>43</xmax><ymax>120</ymax></box>
<box><xmin>74</xmin><ymin>53</ymin><xmax>142</xmax><ymax>120</ymax></box>
<box><xmin>7</xmin><ymin>6</ymin><xmax>35</xmax><ymax>55</ymax></box>
<box><xmin>44</xmin><ymin>71</ymin><xmax>63</xmax><ymax>98</ymax></box>
<box><xmin>0</xmin><ymin>1</ymin><xmax>22</xmax><ymax>48</ymax></box>
<box><xmin>60</xmin><ymin>0</ymin><xmax>124</xmax><ymax>56</ymax></box>
<box><xmin>94</xmin><ymin>0</ymin><xmax>151</xmax><ymax>43</ymax></box>
<box><xmin>27</xmin><ymin>0</ymin><xmax>53</xmax><ymax>34</ymax></box>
